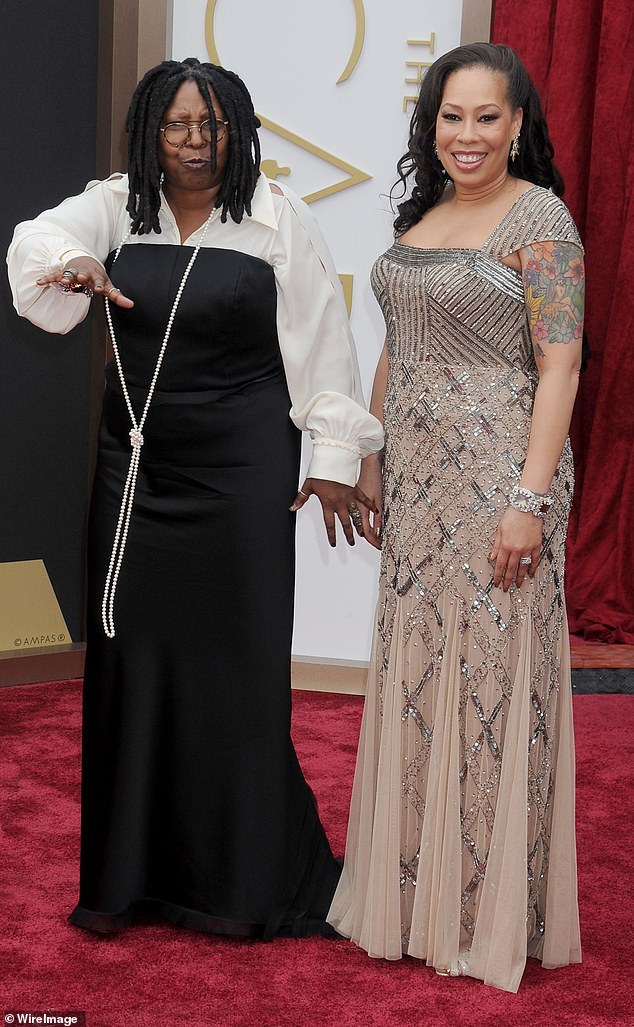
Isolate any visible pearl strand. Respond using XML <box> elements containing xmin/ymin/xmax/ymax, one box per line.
<box><xmin>101</xmin><ymin>207</ymin><xmax>219</xmax><ymax>638</ymax></box>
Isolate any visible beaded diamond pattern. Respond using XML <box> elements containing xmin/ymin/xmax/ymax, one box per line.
<box><xmin>370</xmin><ymin>187</ymin><xmax>580</xmax><ymax>950</ymax></box>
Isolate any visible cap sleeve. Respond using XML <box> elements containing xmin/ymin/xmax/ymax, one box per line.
<box><xmin>483</xmin><ymin>186</ymin><xmax>583</xmax><ymax>259</ymax></box>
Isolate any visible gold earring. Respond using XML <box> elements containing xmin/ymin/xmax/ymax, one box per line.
<box><xmin>510</xmin><ymin>133</ymin><xmax>520</xmax><ymax>162</ymax></box>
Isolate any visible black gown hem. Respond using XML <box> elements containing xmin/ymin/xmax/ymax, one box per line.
<box><xmin>68</xmin><ymin>896</ymin><xmax>341</xmax><ymax>940</ymax></box>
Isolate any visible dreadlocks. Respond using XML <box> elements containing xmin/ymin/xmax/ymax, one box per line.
<box><xmin>126</xmin><ymin>58</ymin><xmax>261</xmax><ymax>234</ymax></box>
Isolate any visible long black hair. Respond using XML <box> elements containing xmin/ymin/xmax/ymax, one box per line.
<box><xmin>126</xmin><ymin>58</ymin><xmax>261</xmax><ymax>234</ymax></box>
<box><xmin>392</xmin><ymin>43</ymin><xmax>564</xmax><ymax>236</ymax></box>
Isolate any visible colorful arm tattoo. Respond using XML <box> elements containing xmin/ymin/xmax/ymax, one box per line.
<box><xmin>523</xmin><ymin>241</ymin><xmax>585</xmax><ymax>357</ymax></box>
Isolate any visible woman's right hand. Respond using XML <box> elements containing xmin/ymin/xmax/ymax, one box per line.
<box><xmin>357</xmin><ymin>453</ymin><xmax>383</xmax><ymax>549</ymax></box>
<box><xmin>36</xmin><ymin>257</ymin><xmax>134</xmax><ymax>308</ymax></box>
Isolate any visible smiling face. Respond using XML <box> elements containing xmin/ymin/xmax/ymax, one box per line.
<box><xmin>435</xmin><ymin>66</ymin><xmax>522</xmax><ymax>189</ymax></box>
<box><xmin>158</xmin><ymin>79</ymin><xmax>229</xmax><ymax>195</ymax></box>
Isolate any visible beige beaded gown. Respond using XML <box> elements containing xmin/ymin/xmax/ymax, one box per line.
<box><xmin>328</xmin><ymin>187</ymin><xmax>582</xmax><ymax>993</ymax></box>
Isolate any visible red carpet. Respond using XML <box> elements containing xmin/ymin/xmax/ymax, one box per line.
<box><xmin>0</xmin><ymin>681</ymin><xmax>631</xmax><ymax>1027</ymax></box>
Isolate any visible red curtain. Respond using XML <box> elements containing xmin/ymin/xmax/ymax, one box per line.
<box><xmin>492</xmin><ymin>0</ymin><xmax>634</xmax><ymax>642</ymax></box>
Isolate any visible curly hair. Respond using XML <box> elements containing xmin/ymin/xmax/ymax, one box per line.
<box><xmin>125</xmin><ymin>57</ymin><xmax>261</xmax><ymax>234</ymax></box>
<box><xmin>392</xmin><ymin>43</ymin><xmax>564</xmax><ymax>237</ymax></box>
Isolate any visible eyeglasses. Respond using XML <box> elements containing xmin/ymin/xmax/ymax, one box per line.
<box><xmin>160</xmin><ymin>119</ymin><xmax>229</xmax><ymax>148</ymax></box>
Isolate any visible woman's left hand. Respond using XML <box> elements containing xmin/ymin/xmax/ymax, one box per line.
<box><xmin>290</xmin><ymin>478</ymin><xmax>378</xmax><ymax>547</ymax></box>
<box><xmin>489</xmin><ymin>506</ymin><xmax>543</xmax><ymax>591</ymax></box>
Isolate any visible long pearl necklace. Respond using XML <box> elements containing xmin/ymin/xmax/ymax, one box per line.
<box><xmin>101</xmin><ymin>205</ymin><xmax>219</xmax><ymax>638</ymax></box>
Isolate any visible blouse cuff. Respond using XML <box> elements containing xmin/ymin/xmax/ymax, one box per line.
<box><xmin>306</xmin><ymin>439</ymin><xmax>360</xmax><ymax>486</ymax></box>
<box><xmin>56</xmin><ymin>247</ymin><xmax>97</xmax><ymax>267</ymax></box>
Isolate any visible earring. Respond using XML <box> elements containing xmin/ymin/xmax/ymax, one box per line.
<box><xmin>510</xmin><ymin>133</ymin><xmax>520</xmax><ymax>162</ymax></box>
<box><xmin>433</xmin><ymin>140</ymin><xmax>439</xmax><ymax>159</ymax></box>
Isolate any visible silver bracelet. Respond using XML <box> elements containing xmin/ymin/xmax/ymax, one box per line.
<box><xmin>509</xmin><ymin>485</ymin><xmax>554</xmax><ymax>519</ymax></box>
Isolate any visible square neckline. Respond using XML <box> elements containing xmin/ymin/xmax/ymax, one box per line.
<box><xmin>392</xmin><ymin>183</ymin><xmax>542</xmax><ymax>263</ymax></box>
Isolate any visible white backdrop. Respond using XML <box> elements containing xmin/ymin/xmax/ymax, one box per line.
<box><xmin>171</xmin><ymin>0</ymin><xmax>463</xmax><ymax>661</ymax></box>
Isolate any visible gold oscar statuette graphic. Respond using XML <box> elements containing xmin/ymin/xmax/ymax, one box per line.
<box><xmin>260</xmin><ymin>160</ymin><xmax>291</xmax><ymax>182</ymax></box>
<box><xmin>205</xmin><ymin>0</ymin><xmax>371</xmax><ymax>205</ymax></box>
<box><xmin>339</xmin><ymin>274</ymin><xmax>353</xmax><ymax>317</ymax></box>
<box><xmin>257</xmin><ymin>114</ymin><xmax>370</xmax><ymax>205</ymax></box>
<box><xmin>0</xmin><ymin>560</ymin><xmax>72</xmax><ymax>653</ymax></box>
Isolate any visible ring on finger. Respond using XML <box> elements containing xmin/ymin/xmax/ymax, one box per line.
<box><xmin>69</xmin><ymin>281</ymin><xmax>90</xmax><ymax>295</ymax></box>
<box><xmin>349</xmin><ymin>504</ymin><xmax>363</xmax><ymax>527</ymax></box>
<box><xmin>298</xmin><ymin>489</ymin><xmax>308</xmax><ymax>498</ymax></box>
<box><xmin>105</xmin><ymin>286</ymin><xmax>120</xmax><ymax>297</ymax></box>
<box><xmin>62</xmin><ymin>267</ymin><xmax>78</xmax><ymax>279</ymax></box>
<box><xmin>519</xmin><ymin>556</ymin><xmax>532</xmax><ymax>566</ymax></box>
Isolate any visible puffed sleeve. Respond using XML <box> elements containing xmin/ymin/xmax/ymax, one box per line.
<box><xmin>6</xmin><ymin>174</ymin><xmax>128</xmax><ymax>335</ymax></box>
<box><xmin>270</xmin><ymin>187</ymin><xmax>384</xmax><ymax>486</ymax></box>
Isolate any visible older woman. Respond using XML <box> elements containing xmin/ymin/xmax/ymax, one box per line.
<box><xmin>8</xmin><ymin>58</ymin><xmax>383</xmax><ymax>939</ymax></box>
<box><xmin>328</xmin><ymin>43</ymin><xmax>583</xmax><ymax>991</ymax></box>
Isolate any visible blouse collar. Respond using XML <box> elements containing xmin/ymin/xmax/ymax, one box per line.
<box><xmin>155</xmin><ymin>171</ymin><xmax>280</xmax><ymax>234</ymax></box>
<box><xmin>246</xmin><ymin>173</ymin><xmax>280</xmax><ymax>232</ymax></box>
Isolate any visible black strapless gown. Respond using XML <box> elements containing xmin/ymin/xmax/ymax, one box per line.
<box><xmin>69</xmin><ymin>244</ymin><xmax>340</xmax><ymax>938</ymax></box>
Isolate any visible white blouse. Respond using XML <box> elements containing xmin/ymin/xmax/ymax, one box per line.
<box><xmin>7</xmin><ymin>173</ymin><xmax>383</xmax><ymax>485</ymax></box>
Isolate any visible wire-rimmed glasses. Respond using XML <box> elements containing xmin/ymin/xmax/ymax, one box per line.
<box><xmin>160</xmin><ymin>119</ymin><xmax>229</xmax><ymax>148</ymax></box>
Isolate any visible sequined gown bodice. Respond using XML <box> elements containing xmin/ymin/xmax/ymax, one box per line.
<box><xmin>328</xmin><ymin>186</ymin><xmax>582</xmax><ymax>992</ymax></box>
<box><xmin>375</xmin><ymin>242</ymin><xmax>532</xmax><ymax>370</ymax></box>
<box><xmin>371</xmin><ymin>187</ymin><xmax>578</xmax><ymax>659</ymax></box>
